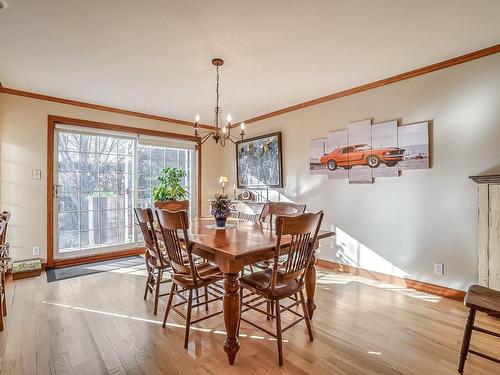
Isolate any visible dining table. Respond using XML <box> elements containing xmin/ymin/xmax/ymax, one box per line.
<box><xmin>161</xmin><ymin>217</ymin><xmax>335</xmax><ymax>365</ymax></box>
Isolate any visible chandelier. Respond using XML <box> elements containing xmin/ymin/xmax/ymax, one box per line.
<box><xmin>194</xmin><ymin>58</ymin><xmax>245</xmax><ymax>146</ymax></box>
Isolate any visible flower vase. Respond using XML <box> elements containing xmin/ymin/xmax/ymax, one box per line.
<box><xmin>215</xmin><ymin>216</ymin><xmax>227</xmax><ymax>228</ymax></box>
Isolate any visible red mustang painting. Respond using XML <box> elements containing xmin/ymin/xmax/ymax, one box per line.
<box><xmin>320</xmin><ymin>144</ymin><xmax>405</xmax><ymax>171</ymax></box>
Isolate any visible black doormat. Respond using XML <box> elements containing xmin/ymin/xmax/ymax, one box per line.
<box><xmin>46</xmin><ymin>255</ymin><xmax>144</xmax><ymax>283</ymax></box>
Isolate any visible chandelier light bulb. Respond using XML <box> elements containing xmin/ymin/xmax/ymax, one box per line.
<box><xmin>226</xmin><ymin>114</ymin><xmax>232</xmax><ymax>123</ymax></box>
<box><xmin>195</xmin><ymin>114</ymin><xmax>200</xmax><ymax>123</ymax></box>
<box><xmin>222</xmin><ymin>126</ymin><xmax>227</xmax><ymax>134</ymax></box>
<box><xmin>240</xmin><ymin>122</ymin><xmax>245</xmax><ymax>130</ymax></box>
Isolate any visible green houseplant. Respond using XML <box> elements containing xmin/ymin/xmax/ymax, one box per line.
<box><xmin>152</xmin><ymin>167</ymin><xmax>189</xmax><ymax>211</ymax></box>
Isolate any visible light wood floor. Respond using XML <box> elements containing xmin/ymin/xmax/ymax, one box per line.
<box><xmin>0</xmin><ymin>264</ymin><xmax>499</xmax><ymax>375</ymax></box>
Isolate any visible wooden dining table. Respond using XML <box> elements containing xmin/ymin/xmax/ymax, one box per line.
<box><xmin>163</xmin><ymin>217</ymin><xmax>335</xmax><ymax>365</ymax></box>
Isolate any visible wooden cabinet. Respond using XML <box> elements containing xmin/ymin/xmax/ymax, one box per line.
<box><xmin>471</xmin><ymin>174</ymin><xmax>500</xmax><ymax>290</ymax></box>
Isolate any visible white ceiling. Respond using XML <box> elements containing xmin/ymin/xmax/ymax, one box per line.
<box><xmin>1</xmin><ymin>0</ymin><xmax>499</xmax><ymax>124</ymax></box>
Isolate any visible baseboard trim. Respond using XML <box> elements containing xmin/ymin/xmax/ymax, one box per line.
<box><xmin>52</xmin><ymin>248</ymin><xmax>145</xmax><ymax>269</ymax></box>
<box><xmin>316</xmin><ymin>259</ymin><xmax>466</xmax><ymax>302</ymax></box>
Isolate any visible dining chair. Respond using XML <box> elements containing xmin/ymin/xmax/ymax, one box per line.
<box><xmin>134</xmin><ymin>207</ymin><xmax>172</xmax><ymax>315</ymax></box>
<box><xmin>259</xmin><ymin>202</ymin><xmax>307</xmax><ymax>225</ymax></box>
<box><xmin>155</xmin><ymin>209</ymin><xmax>224</xmax><ymax>348</ymax></box>
<box><xmin>458</xmin><ymin>284</ymin><xmax>500</xmax><ymax>373</ymax></box>
<box><xmin>0</xmin><ymin>211</ymin><xmax>11</xmax><ymax>325</ymax></box>
<box><xmin>0</xmin><ymin>211</ymin><xmax>10</xmax><ymax>248</ymax></box>
<box><xmin>0</xmin><ymin>219</ymin><xmax>10</xmax><ymax>331</ymax></box>
<box><xmin>253</xmin><ymin>202</ymin><xmax>307</xmax><ymax>276</ymax></box>
<box><xmin>239</xmin><ymin>211</ymin><xmax>324</xmax><ymax>366</ymax></box>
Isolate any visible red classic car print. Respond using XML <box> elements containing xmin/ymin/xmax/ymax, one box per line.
<box><xmin>320</xmin><ymin>144</ymin><xmax>405</xmax><ymax>171</ymax></box>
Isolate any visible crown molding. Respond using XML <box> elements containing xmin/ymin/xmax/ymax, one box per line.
<box><xmin>238</xmin><ymin>43</ymin><xmax>500</xmax><ymax>127</ymax></box>
<box><xmin>0</xmin><ymin>84</ymin><xmax>213</xmax><ymax>130</ymax></box>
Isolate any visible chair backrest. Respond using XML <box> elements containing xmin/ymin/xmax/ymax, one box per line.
<box><xmin>155</xmin><ymin>209</ymin><xmax>198</xmax><ymax>283</ymax></box>
<box><xmin>238</xmin><ymin>212</ymin><xmax>260</xmax><ymax>221</ymax></box>
<box><xmin>0</xmin><ymin>212</ymin><xmax>11</xmax><ymax>245</ymax></box>
<box><xmin>0</xmin><ymin>220</ymin><xmax>6</xmax><ymax>246</ymax></box>
<box><xmin>134</xmin><ymin>207</ymin><xmax>167</xmax><ymax>268</ymax></box>
<box><xmin>270</xmin><ymin>211</ymin><xmax>324</xmax><ymax>290</ymax></box>
<box><xmin>260</xmin><ymin>202</ymin><xmax>307</xmax><ymax>224</ymax></box>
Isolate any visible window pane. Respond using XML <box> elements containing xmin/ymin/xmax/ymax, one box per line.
<box><xmin>58</xmin><ymin>151</ymin><xmax>79</xmax><ymax>172</ymax></box>
<box><xmin>99</xmin><ymin>136</ymin><xmax>118</xmax><ymax>154</ymax></box>
<box><xmin>59</xmin><ymin>212</ymin><xmax>79</xmax><ymax>232</ymax></box>
<box><xmin>80</xmin><ymin>134</ymin><xmax>99</xmax><ymax>153</ymax></box>
<box><xmin>59</xmin><ymin>133</ymin><xmax>80</xmax><ymax>152</ymax></box>
<box><xmin>59</xmin><ymin>190</ymin><xmax>79</xmax><ymax>212</ymax></box>
<box><xmin>59</xmin><ymin>231</ymin><xmax>79</xmax><ymax>251</ymax></box>
<box><xmin>80</xmin><ymin>173</ymin><xmax>98</xmax><ymax>192</ymax></box>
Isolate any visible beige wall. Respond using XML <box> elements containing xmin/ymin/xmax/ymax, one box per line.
<box><xmin>0</xmin><ymin>94</ymin><xmax>222</xmax><ymax>262</ymax></box>
<box><xmin>222</xmin><ymin>53</ymin><xmax>500</xmax><ymax>290</ymax></box>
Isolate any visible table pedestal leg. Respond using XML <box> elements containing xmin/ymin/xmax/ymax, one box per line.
<box><xmin>305</xmin><ymin>252</ymin><xmax>317</xmax><ymax>319</ymax></box>
<box><xmin>223</xmin><ymin>272</ymin><xmax>240</xmax><ymax>365</ymax></box>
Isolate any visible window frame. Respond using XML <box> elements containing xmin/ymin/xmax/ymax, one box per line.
<box><xmin>47</xmin><ymin>115</ymin><xmax>202</xmax><ymax>268</ymax></box>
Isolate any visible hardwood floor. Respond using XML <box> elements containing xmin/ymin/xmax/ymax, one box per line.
<box><xmin>0</xmin><ymin>265</ymin><xmax>499</xmax><ymax>374</ymax></box>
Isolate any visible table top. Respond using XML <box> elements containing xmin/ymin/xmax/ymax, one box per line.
<box><xmin>183</xmin><ymin>217</ymin><xmax>334</xmax><ymax>260</ymax></box>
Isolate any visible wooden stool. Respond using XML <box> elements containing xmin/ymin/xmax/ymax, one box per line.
<box><xmin>458</xmin><ymin>285</ymin><xmax>500</xmax><ymax>373</ymax></box>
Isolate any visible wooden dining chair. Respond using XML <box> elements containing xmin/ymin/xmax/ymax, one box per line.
<box><xmin>134</xmin><ymin>207</ymin><xmax>172</xmax><ymax>315</ymax></box>
<box><xmin>239</xmin><ymin>211</ymin><xmax>324</xmax><ymax>366</ymax></box>
<box><xmin>259</xmin><ymin>202</ymin><xmax>307</xmax><ymax>225</ymax></box>
<box><xmin>0</xmin><ymin>211</ymin><xmax>11</xmax><ymax>326</ymax></box>
<box><xmin>458</xmin><ymin>284</ymin><xmax>500</xmax><ymax>373</ymax></box>
<box><xmin>155</xmin><ymin>209</ymin><xmax>224</xmax><ymax>348</ymax></box>
<box><xmin>0</xmin><ymin>211</ymin><xmax>11</xmax><ymax>250</ymax></box>
<box><xmin>0</xmin><ymin>211</ymin><xmax>12</xmax><ymax>324</ymax></box>
<box><xmin>253</xmin><ymin>202</ymin><xmax>307</xmax><ymax>275</ymax></box>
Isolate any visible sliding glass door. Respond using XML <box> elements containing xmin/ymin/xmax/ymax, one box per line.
<box><xmin>54</xmin><ymin>125</ymin><xmax>196</xmax><ymax>260</ymax></box>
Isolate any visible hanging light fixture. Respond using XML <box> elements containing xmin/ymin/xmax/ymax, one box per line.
<box><xmin>194</xmin><ymin>58</ymin><xmax>245</xmax><ymax>146</ymax></box>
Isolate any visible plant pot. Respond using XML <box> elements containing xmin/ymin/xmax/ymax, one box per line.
<box><xmin>154</xmin><ymin>200</ymin><xmax>189</xmax><ymax>212</ymax></box>
<box><xmin>215</xmin><ymin>216</ymin><xmax>227</xmax><ymax>228</ymax></box>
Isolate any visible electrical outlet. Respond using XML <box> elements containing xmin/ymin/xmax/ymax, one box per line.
<box><xmin>433</xmin><ymin>262</ymin><xmax>444</xmax><ymax>275</ymax></box>
<box><xmin>32</xmin><ymin>246</ymin><xmax>40</xmax><ymax>256</ymax></box>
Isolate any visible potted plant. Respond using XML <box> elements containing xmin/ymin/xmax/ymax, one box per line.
<box><xmin>211</xmin><ymin>193</ymin><xmax>232</xmax><ymax>227</ymax></box>
<box><xmin>152</xmin><ymin>167</ymin><xmax>189</xmax><ymax>211</ymax></box>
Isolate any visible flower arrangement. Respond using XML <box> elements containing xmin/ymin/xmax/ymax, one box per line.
<box><xmin>211</xmin><ymin>193</ymin><xmax>232</xmax><ymax>227</ymax></box>
<box><xmin>211</xmin><ymin>194</ymin><xmax>232</xmax><ymax>217</ymax></box>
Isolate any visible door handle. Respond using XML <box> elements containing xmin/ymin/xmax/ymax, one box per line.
<box><xmin>54</xmin><ymin>184</ymin><xmax>61</xmax><ymax>198</ymax></box>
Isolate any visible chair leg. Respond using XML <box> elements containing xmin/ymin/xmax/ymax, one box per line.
<box><xmin>143</xmin><ymin>270</ymin><xmax>152</xmax><ymax>300</ymax></box>
<box><xmin>458</xmin><ymin>308</ymin><xmax>476</xmax><ymax>373</ymax></box>
<box><xmin>0</xmin><ymin>303</ymin><xmax>3</xmax><ymax>332</ymax></box>
<box><xmin>275</xmin><ymin>300</ymin><xmax>283</xmax><ymax>366</ymax></box>
<box><xmin>2</xmin><ymin>274</ymin><xmax>6</xmax><ymax>317</ymax></box>
<box><xmin>195</xmin><ymin>288</ymin><xmax>200</xmax><ymax>305</ymax></box>
<box><xmin>237</xmin><ymin>288</ymin><xmax>243</xmax><ymax>337</ymax></box>
<box><xmin>299</xmin><ymin>290</ymin><xmax>313</xmax><ymax>341</ymax></box>
<box><xmin>267</xmin><ymin>300</ymin><xmax>271</xmax><ymax>321</ymax></box>
<box><xmin>184</xmin><ymin>289</ymin><xmax>193</xmax><ymax>349</ymax></box>
<box><xmin>154</xmin><ymin>269</ymin><xmax>162</xmax><ymax>315</ymax></box>
<box><xmin>163</xmin><ymin>283</ymin><xmax>176</xmax><ymax>328</ymax></box>
<box><xmin>204</xmin><ymin>286</ymin><xmax>209</xmax><ymax>312</ymax></box>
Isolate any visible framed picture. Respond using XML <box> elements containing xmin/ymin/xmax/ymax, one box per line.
<box><xmin>236</xmin><ymin>132</ymin><xmax>283</xmax><ymax>188</ymax></box>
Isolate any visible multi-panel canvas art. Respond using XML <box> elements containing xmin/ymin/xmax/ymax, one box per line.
<box><xmin>327</xmin><ymin>130</ymin><xmax>348</xmax><ymax>180</ymax></box>
<box><xmin>398</xmin><ymin>122</ymin><xmax>429</xmax><ymax>170</ymax></box>
<box><xmin>347</xmin><ymin>120</ymin><xmax>373</xmax><ymax>183</ymax></box>
<box><xmin>371</xmin><ymin>120</ymin><xmax>399</xmax><ymax>178</ymax></box>
<box><xmin>309</xmin><ymin>119</ymin><xmax>429</xmax><ymax>183</ymax></box>
<box><xmin>309</xmin><ymin>138</ymin><xmax>328</xmax><ymax>175</ymax></box>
